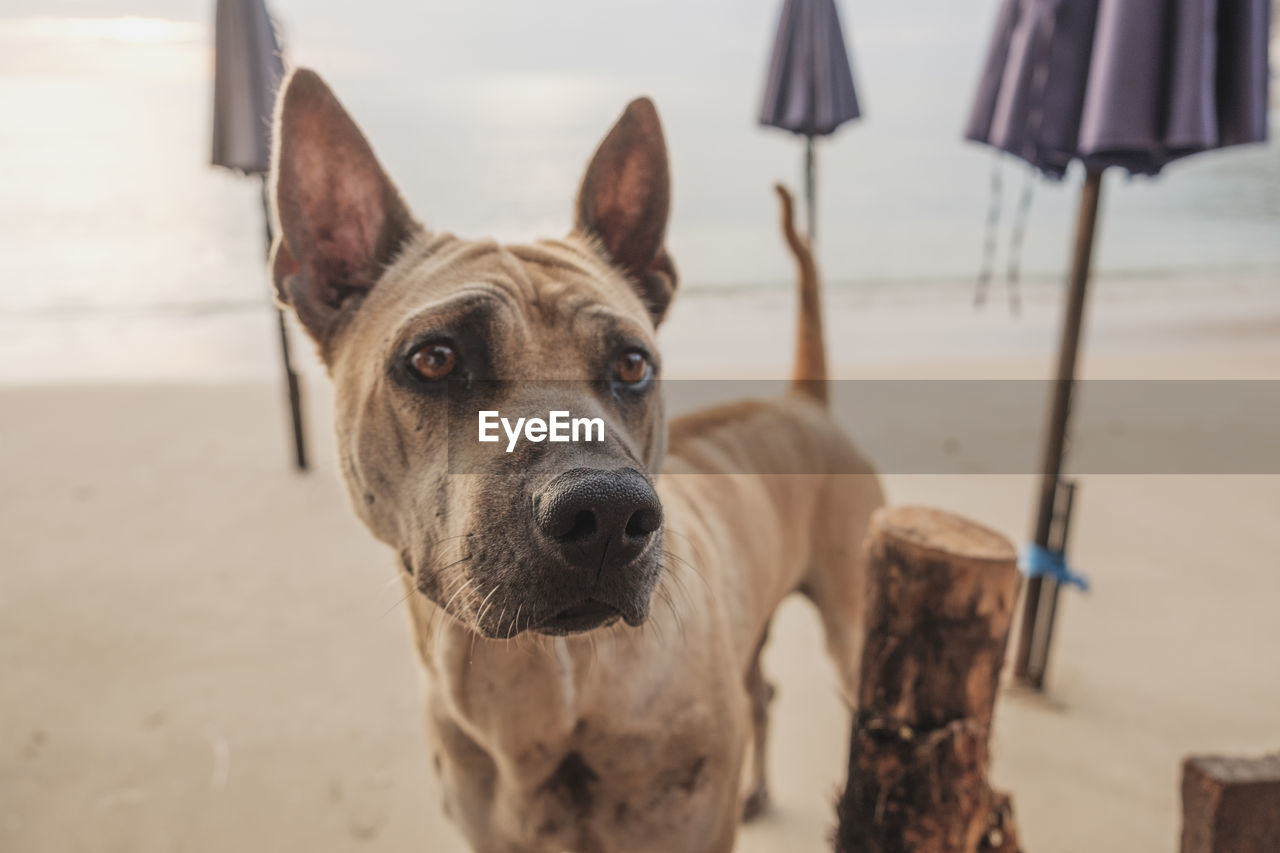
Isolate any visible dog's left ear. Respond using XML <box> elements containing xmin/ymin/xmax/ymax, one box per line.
<box><xmin>573</xmin><ymin>98</ymin><xmax>677</xmax><ymax>325</ymax></box>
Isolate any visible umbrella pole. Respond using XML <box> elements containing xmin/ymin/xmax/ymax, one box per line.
<box><xmin>260</xmin><ymin>177</ymin><xmax>309</xmax><ymax>472</ymax></box>
<box><xmin>805</xmin><ymin>135</ymin><xmax>817</xmax><ymax>244</ymax></box>
<box><xmin>1012</xmin><ymin>167</ymin><xmax>1104</xmax><ymax>689</ymax></box>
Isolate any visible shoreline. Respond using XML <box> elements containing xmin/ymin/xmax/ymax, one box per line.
<box><xmin>3</xmin><ymin>270</ymin><xmax>1278</xmax><ymax>385</ymax></box>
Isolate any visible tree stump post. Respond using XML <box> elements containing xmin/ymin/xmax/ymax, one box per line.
<box><xmin>835</xmin><ymin>506</ymin><xmax>1023</xmax><ymax>853</ymax></box>
<box><xmin>1181</xmin><ymin>754</ymin><xmax>1280</xmax><ymax>853</ymax></box>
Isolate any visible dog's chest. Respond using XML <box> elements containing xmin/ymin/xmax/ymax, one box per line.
<box><xmin>518</xmin><ymin>725</ymin><xmax>718</xmax><ymax>841</ymax></box>
<box><xmin>457</xmin><ymin>710</ymin><xmax>729</xmax><ymax>849</ymax></box>
<box><xmin>431</xmin><ymin>634</ymin><xmax>741</xmax><ymax>847</ymax></box>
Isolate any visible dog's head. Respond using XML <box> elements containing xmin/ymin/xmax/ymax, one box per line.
<box><xmin>269</xmin><ymin>69</ymin><xmax>676</xmax><ymax>638</ymax></box>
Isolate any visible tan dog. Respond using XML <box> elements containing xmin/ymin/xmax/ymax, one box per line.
<box><xmin>269</xmin><ymin>68</ymin><xmax>883</xmax><ymax>852</ymax></box>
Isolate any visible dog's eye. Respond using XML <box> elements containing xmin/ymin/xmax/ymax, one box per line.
<box><xmin>613</xmin><ymin>350</ymin><xmax>649</xmax><ymax>386</ymax></box>
<box><xmin>409</xmin><ymin>342</ymin><xmax>457</xmax><ymax>381</ymax></box>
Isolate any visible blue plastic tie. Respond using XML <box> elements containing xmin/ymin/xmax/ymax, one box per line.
<box><xmin>1019</xmin><ymin>543</ymin><xmax>1090</xmax><ymax>591</ymax></box>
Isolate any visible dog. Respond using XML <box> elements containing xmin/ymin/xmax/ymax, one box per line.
<box><xmin>269</xmin><ymin>68</ymin><xmax>883</xmax><ymax>852</ymax></box>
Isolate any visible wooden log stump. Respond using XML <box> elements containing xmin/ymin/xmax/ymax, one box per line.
<box><xmin>835</xmin><ymin>506</ymin><xmax>1023</xmax><ymax>853</ymax></box>
<box><xmin>1181</xmin><ymin>754</ymin><xmax>1280</xmax><ymax>853</ymax></box>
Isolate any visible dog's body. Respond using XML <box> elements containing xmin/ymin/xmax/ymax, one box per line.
<box><xmin>269</xmin><ymin>69</ymin><xmax>882</xmax><ymax>852</ymax></box>
<box><xmin>409</xmin><ymin>394</ymin><xmax>880</xmax><ymax>852</ymax></box>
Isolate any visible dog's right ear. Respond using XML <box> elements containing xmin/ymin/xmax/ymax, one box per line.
<box><xmin>269</xmin><ymin>68</ymin><xmax>416</xmax><ymax>354</ymax></box>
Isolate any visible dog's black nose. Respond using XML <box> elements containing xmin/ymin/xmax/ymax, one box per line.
<box><xmin>535</xmin><ymin>467</ymin><xmax>662</xmax><ymax>573</ymax></box>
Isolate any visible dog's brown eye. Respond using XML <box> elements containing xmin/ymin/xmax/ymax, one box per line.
<box><xmin>613</xmin><ymin>350</ymin><xmax>649</xmax><ymax>385</ymax></box>
<box><xmin>410</xmin><ymin>342</ymin><xmax>456</xmax><ymax>380</ymax></box>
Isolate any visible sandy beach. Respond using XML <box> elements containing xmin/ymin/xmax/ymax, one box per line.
<box><xmin>4</xmin><ymin>279</ymin><xmax>1279</xmax><ymax>853</ymax></box>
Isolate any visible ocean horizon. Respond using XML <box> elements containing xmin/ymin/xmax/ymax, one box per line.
<box><xmin>1</xmin><ymin>1</ymin><xmax>1277</xmax><ymax>380</ymax></box>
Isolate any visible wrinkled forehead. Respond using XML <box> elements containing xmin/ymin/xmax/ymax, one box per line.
<box><xmin>345</xmin><ymin>233</ymin><xmax>658</xmax><ymax>377</ymax></box>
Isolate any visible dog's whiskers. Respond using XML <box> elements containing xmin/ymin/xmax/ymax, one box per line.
<box><xmin>440</xmin><ymin>575</ymin><xmax>475</xmax><ymax>618</ymax></box>
<box><xmin>664</xmin><ymin>527</ymin><xmax>712</xmax><ymax>574</ymax></box>
<box><xmin>654</xmin><ymin>583</ymin><xmax>687</xmax><ymax>647</ymax></box>
<box><xmin>381</xmin><ymin>584</ymin><xmax>418</xmax><ymax>618</ymax></box>
<box><xmin>651</xmin><ymin>547</ymin><xmax>702</xmax><ymax>648</ymax></box>
<box><xmin>660</xmin><ymin>541</ymin><xmax>713</xmax><ymax>595</ymax></box>
<box><xmin>425</xmin><ymin>532</ymin><xmax>474</xmax><ymax>555</ymax></box>
<box><xmin>507</xmin><ymin>603</ymin><xmax>523</xmax><ymax>651</ymax></box>
<box><xmin>641</xmin><ymin>600</ymin><xmax>668</xmax><ymax>647</ymax></box>
<box><xmin>400</xmin><ymin>554</ymin><xmax>474</xmax><ymax>631</ymax></box>
<box><xmin>380</xmin><ymin>548</ymin><xmax>466</xmax><ymax>620</ymax></box>
<box><xmin>515</xmin><ymin>608</ymin><xmax>541</xmax><ymax>658</ymax></box>
<box><xmin>420</xmin><ymin>572</ymin><xmax>476</xmax><ymax>654</ymax></box>
<box><xmin>418</xmin><ymin>553</ymin><xmax>474</xmax><ymax>595</ymax></box>
<box><xmin>475</xmin><ymin>583</ymin><xmax>500</xmax><ymax>628</ymax></box>
<box><xmin>661</xmin><ymin>559</ymin><xmax>699</xmax><ymax>617</ymax></box>
<box><xmin>468</xmin><ymin>583</ymin><xmax>502</xmax><ymax>664</ymax></box>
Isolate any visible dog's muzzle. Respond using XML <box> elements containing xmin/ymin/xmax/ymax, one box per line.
<box><xmin>532</xmin><ymin>466</ymin><xmax>662</xmax><ymax>633</ymax></box>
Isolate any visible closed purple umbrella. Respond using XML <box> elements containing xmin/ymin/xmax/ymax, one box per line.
<box><xmin>966</xmin><ymin>0</ymin><xmax>1271</xmax><ymax>689</ymax></box>
<box><xmin>760</xmin><ymin>0</ymin><xmax>862</xmax><ymax>242</ymax></box>
<box><xmin>968</xmin><ymin>0</ymin><xmax>1270</xmax><ymax>177</ymax></box>
<box><xmin>212</xmin><ymin>0</ymin><xmax>284</xmax><ymax>175</ymax></box>
<box><xmin>212</xmin><ymin>0</ymin><xmax>308</xmax><ymax>472</ymax></box>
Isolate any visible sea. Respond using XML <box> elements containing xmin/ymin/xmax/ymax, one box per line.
<box><xmin>1</xmin><ymin>0</ymin><xmax>1277</xmax><ymax>381</ymax></box>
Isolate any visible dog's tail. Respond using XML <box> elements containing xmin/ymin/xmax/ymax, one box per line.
<box><xmin>775</xmin><ymin>183</ymin><xmax>827</xmax><ymax>406</ymax></box>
